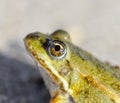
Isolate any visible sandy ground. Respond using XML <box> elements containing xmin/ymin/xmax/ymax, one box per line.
<box><xmin>0</xmin><ymin>0</ymin><xmax>120</xmax><ymax>103</ymax></box>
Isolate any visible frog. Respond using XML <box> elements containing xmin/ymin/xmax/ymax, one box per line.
<box><xmin>24</xmin><ymin>30</ymin><xmax>120</xmax><ymax>103</ymax></box>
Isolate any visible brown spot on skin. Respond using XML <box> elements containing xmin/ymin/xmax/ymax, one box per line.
<box><xmin>84</xmin><ymin>76</ymin><xmax>94</xmax><ymax>84</ymax></box>
<box><xmin>104</xmin><ymin>61</ymin><xmax>119</xmax><ymax>70</ymax></box>
<box><xmin>111</xmin><ymin>99</ymin><xmax>115</xmax><ymax>103</ymax></box>
<box><xmin>114</xmin><ymin>65</ymin><xmax>119</xmax><ymax>69</ymax></box>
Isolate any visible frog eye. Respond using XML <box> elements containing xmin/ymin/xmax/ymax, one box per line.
<box><xmin>47</xmin><ymin>40</ymin><xmax>66</xmax><ymax>59</ymax></box>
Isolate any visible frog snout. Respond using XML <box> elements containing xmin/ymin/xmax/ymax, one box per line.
<box><xmin>24</xmin><ymin>32</ymin><xmax>40</xmax><ymax>48</ymax></box>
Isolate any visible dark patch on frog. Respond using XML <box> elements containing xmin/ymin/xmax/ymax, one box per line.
<box><xmin>42</xmin><ymin>38</ymin><xmax>51</xmax><ymax>49</ymax></box>
<box><xmin>111</xmin><ymin>99</ymin><xmax>115</xmax><ymax>103</ymax></box>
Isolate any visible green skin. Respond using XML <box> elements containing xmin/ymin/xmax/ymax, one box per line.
<box><xmin>24</xmin><ymin>30</ymin><xmax>120</xmax><ymax>103</ymax></box>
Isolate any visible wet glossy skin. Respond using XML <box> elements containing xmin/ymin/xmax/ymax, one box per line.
<box><xmin>24</xmin><ymin>30</ymin><xmax>120</xmax><ymax>103</ymax></box>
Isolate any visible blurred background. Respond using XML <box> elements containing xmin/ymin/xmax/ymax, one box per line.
<box><xmin>0</xmin><ymin>0</ymin><xmax>120</xmax><ymax>103</ymax></box>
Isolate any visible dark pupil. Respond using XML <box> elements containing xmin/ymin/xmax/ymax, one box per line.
<box><xmin>54</xmin><ymin>45</ymin><xmax>61</xmax><ymax>51</ymax></box>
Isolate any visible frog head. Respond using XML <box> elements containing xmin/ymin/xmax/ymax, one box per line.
<box><xmin>24</xmin><ymin>30</ymin><xmax>73</xmax><ymax>93</ymax></box>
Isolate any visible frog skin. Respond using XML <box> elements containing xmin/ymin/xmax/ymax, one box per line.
<box><xmin>24</xmin><ymin>30</ymin><xmax>120</xmax><ymax>103</ymax></box>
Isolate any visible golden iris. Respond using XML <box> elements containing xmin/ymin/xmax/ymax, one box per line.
<box><xmin>47</xmin><ymin>40</ymin><xmax>66</xmax><ymax>59</ymax></box>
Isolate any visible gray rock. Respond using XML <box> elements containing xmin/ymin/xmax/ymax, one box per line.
<box><xmin>0</xmin><ymin>54</ymin><xmax>50</xmax><ymax>103</ymax></box>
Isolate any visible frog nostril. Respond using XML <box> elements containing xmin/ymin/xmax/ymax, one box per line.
<box><xmin>26</xmin><ymin>32</ymin><xmax>40</xmax><ymax>38</ymax></box>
